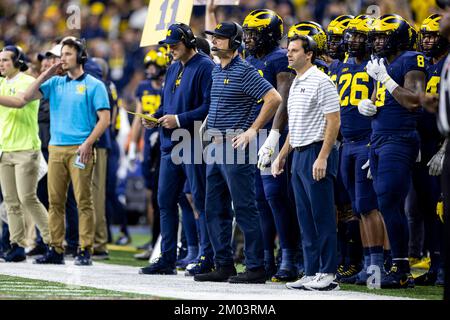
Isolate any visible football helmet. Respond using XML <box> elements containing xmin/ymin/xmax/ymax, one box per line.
<box><xmin>369</xmin><ymin>14</ymin><xmax>412</xmax><ymax>57</ymax></box>
<box><xmin>242</xmin><ymin>9</ymin><xmax>283</xmax><ymax>56</ymax></box>
<box><xmin>327</xmin><ymin>15</ymin><xmax>354</xmax><ymax>60</ymax></box>
<box><xmin>419</xmin><ymin>14</ymin><xmax>449</xmax><ymax>57</ymax></box>
<box><xmin>344</xmin><ymin>15</ymin><xmax>373</xmax><ymax>57</ymax></box>
<box><xmin>288</xmin><ymin>21</ymin><xmax>327</xmax><ymax>55</ymax></box>
<box><xmin>144</xmin><ymin>47</ymin><xmax>169</xmax><ymax>79</ymax></box>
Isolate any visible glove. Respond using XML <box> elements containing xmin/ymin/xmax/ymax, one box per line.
<box><xmin>127</xmin><ymin>141</ymin><xmax>137</xmax><ymax>171</ymax></box>
<box><xmin>257</xmin><ymin>130</ymin><xmax>281</xmax><ymax>170</ymax></box>
<box><xmin>361</xmin><ymin>159</ymin><xmax>372</xmax><ymax>180</ymax></box>
<box><xmin>366</xmin><ymin>56</ymin><xmax>399</xmax><ymax>94</ymax></box>
<box><xmin>427</xmin><ymin>148</ymin><xmax>445</xmax><ymax>176</ymax></box>
<box><xmin>358</xmin><ymin>99</ymin><xmax>377</xmax><ymax>117</ymax></box>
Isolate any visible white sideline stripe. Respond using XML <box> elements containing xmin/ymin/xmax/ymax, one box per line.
<box><xmin>0</xmin><ymin>261</ymin><xmax>414</xmax><ymax>300</ymax></box>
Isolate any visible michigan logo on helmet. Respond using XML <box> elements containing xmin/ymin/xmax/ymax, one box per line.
<box><xmin>369</xmin><ymin>14</ymin><xmax>412</xmax><ymax>57</ymax></box>
<box><xmin>327</xmin><ymin>15</ymin><xmax>354</xmax><ymax>60</ymax></box>
<box><xmin>144</xmin><ymin>47</ymin><xmax>169</xmax><ymax>80</ymax></box>
<box><xmin>420</xmin><ymin>14</ymin><xmax>449</xmax><ymax>58</ymax></box>
<box><xmin>242</xmin><ymin>9</ymin><xmax>284</xmax><ymax>56</ymax></box>
<box><xmin>144</xmin><ymin>47</ymin><xmax>170</xmax><ymax>68</ymax></box>
<box><xmin>288</xmin><ymin>21</ymin><xmax>327</xmax><ymax>55</ymax></box>
<box><xmin>344</xmin><ymin>15</ymin><xmax>373</xmax><ymax>58</ymax></box>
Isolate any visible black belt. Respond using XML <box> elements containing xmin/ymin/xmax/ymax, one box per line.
<box><xmin>295</xmin><ymin>141</ymin><xmax>323</xmax><ymax>152</ymax></box>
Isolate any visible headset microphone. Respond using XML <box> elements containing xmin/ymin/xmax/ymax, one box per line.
<box><xmin>211</xmin><ymin>47</ymin><xmax>233</xmax><ymax>52</ymax></box>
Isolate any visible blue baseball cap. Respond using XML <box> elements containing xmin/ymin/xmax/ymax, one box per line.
<box><xmin>158</xmin><ymin>24</ymin><xmax>186</xmax><ymax>45</ymax></box>
<box><xmin>205</xmin><ymin>22</ymin><xmax>239</xmax><ymax>39</ymax></box>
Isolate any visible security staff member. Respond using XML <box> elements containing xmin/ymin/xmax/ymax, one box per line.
<box><xmin>194</xmin><ymin>22</ymin><xmax>282</xmax><ymax>284</ymax></box>
<box><xmin>272</xmin><ymin>34</ymin><xmax>341</xmax><ymax>291</ymax></box>
<box><xmin>140</xmin><ymin>23</ymin><xmax>215</xmax><ymax>275</ymax></box>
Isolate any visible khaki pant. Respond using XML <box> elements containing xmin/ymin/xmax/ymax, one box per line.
<box><xmin>0</xmin><ymin>150</ymin><xmax>50</xmax><ymax>248</ymax></box>
<box><xmin>47</xmin><ymin>145</ymin><xmax>94</xmax><ymax>253</ymax></box>
<box><xmin>92</xmin><ymin>148</ymin><xmax>108</xmax><ymax>252</ymax></box>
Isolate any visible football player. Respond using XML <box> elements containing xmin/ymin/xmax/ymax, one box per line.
<box><xmin>358</xmin><ymin>14</ymin><xmax>427</xmax><ymax>288</ymax></box>
<box><xmin>326</xmin><ymin>14</ymin><xmax>364</xmax><ymax>281</ymax></box>
<box><xmin>243</xmin><ymin>9</ymin><xmax>300</xmax><ymax>282</ymax></box>
<box><xmin>334</xmin><ymin>15</ymin><xmax>391</xmax><ymax>285</ymax></box>
<box><xmin>413</xmin><ymin>13</ymin><xmax>449</xmax><ymax>286</ymax></box>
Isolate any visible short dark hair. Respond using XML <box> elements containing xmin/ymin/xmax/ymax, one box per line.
<box><xmin>288</xmin><ymin>34</ymin><xmax>317</xmax><ymax>63</ymax></box>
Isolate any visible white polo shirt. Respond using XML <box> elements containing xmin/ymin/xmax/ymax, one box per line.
<box><xmin>287</xmin><ymin>65</ymin><xmax>340</xmax><ymax>148</ymax></box>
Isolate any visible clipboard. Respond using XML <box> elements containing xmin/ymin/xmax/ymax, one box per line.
<box><xmin>126</xmin><ymin>110</ymin><xmax>159</xmax><ymax>124</ymax></box>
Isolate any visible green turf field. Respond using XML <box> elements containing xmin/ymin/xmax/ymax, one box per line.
<box><xmin>0</xmin><ymin>274</ymin><xmax>156</xmax><ymax>300</ymax></box>
<box><xmin>0</xmin><ymin>231</ymin><xmax>444</xmax><ymax>300</ymax></box>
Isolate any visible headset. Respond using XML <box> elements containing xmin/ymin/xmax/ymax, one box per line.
<box><xmin>2</xmin><ymin>45</ymin><xmax>28</xmax><ymax>71</ymax></box>
<box><xmin>61</xmin><ymin>37</ymin><xmax>88</xmax><ymax>65</ymax></box>
<box><xmin>230</xmin><ymin>22</ymin><xmax>243</xmax><ymax>51</ymax></box>
<box><xmin>175</xmin><ymin>23</ymin><xmax>197</xmax><ymax>49</ymax></box>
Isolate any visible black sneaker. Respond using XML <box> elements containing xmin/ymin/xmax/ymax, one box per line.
<box><xmin>228</xmin><ymin>267</ymin><xmax>266</xmax><ymax>284</ymax></box>
<box><xmin>0</xmin><ymin>244</ymin><xmax>26</xmax><ymax>262</ymax></box>
<box><xmin>194</xmin><ymin>265</ymin><xmax>237</xmax><ymax>282</ymax></box>
<box><xmin>92</xmin><ymin>250</ymin><xmax>109</xmax><ymax>261</ymax></box>
<box><xmin>139</xmin><ymin>257</ymin><xmax>176</xmax><ymax>275</ymax></box>
<box><xmin>34</xmin><ymin>247</ymin><xmax>65</xmax><ymax>264</ymax></box>
<box><xmin>381</xmin><ymin>264</ymin><xmax>414</xmax><ymax>289</ymax></box>
<box><xmin>74</xmin><ymin>249</ymin><xmax>93</xmax><ymax>266</ymax></box>
<box><xmin>271</xmin><ymin>268</ymin><xmax>299</xmax><ymax>282</ymax></box>
<box><xmin>185</xmin><ymin>256</ymin><xmax>215</xmax><ymax>276</ymax></box>
<box><xmin>26</xmin><ymin>244</ymin><xmax>48</xmax><ymax>257</ymax></box>
<box><xmin>336</xmin><ymin>264</ymin><xmax>361</xmax><ymax>282</ymax></box>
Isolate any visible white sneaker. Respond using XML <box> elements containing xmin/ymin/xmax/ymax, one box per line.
<box><xmin>286</xmin><ymin>275</ymin><xmax>317</xmax><ymax>290</ymax></box>
<box><xmin>302</xmin><ymin>273</ymin><xmax>340</xmax><ymax>291</ymax></box>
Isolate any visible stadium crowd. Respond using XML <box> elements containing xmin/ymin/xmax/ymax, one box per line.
<box><xmin>0</xmin><ymin>0</ymin><xmax>449</xmax><ymax>297</ymax></box>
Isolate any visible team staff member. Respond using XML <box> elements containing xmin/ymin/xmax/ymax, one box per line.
<box><xmin>140</xmin><ymin>23</ymin><xmax>215</xmax><ymax>275</ymax></box>
<box><xmin>272</xmin><ymin>34</ymin><xmax>341</xmax><ymax>291</ymax></box>
<box><xmin>194</xmin><ymin>21</ymin><xmax>282</xmax><ymax>284</ymax></box>
<box><xmin>0</xmin><ymin>46</ymin><xmax>50</xmax><ymax>263</ymax></box>
<box><xmin>0</xmin><ymin>37</ymin><xmax>111</xmax><ymax>266</ymax></box>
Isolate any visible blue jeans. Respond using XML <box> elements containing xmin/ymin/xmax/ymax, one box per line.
<box><xmin>205</xmin><ymin>142</ymin><xmax>264</xmax><ymax>269</ymax></box>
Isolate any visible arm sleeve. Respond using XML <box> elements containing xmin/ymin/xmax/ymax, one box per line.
<box><xmin>93</xmin><ymin>82</ymin><xmax>110</xmax><ymax>111</ymax></box>
<box><xmin>177</xmin><ymin>62</ymin><xmax>214</xmax><ymax>128</ymax></box>
<box><xmin>318</xmin><ymin>77</ymin><xmax>340</xmax><ymax>114</ymax></box>
<box><xmin>242</xmin><ymin>65</ymin><xmax>273</xmax><ymax>100</ymax></box>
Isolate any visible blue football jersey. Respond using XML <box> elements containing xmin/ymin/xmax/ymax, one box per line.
<box><xmin>417</xmin><ymin>57</ymin><xmax>446</xmax><ymax>142</ymax></box>
<box><xmin>328</xmin><ymin>59</ymin><xmax>343</xmax><ymax>84</ymax></box>
<box><xmin>373</xmin><ymin>51</ymin><xmax>427</xmax><ymax>135</ymax></box>
<box><xmin>246</xmin><ymin>47</ymin><xmax>293</xmax><ymax>129</ymax></box>
<box><xmin>336</xmin><ymin>58</ymin><xmax>374</xmax><ymax>140</ymax></box>
<box><xmin>135</xmin><ymin>79</ymin><xmax>162</xmax><ymax>143</ymax></box>
<box><xmin>314</xmin><ymin>58</ymin><xmax>329</xmax><ymax>74</ymax></box>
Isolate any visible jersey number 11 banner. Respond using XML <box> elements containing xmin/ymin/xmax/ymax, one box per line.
<box><xmin>141</xmin><ymin>0</ymin><xmax>194</xmax><ymax>47</ymax></box>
